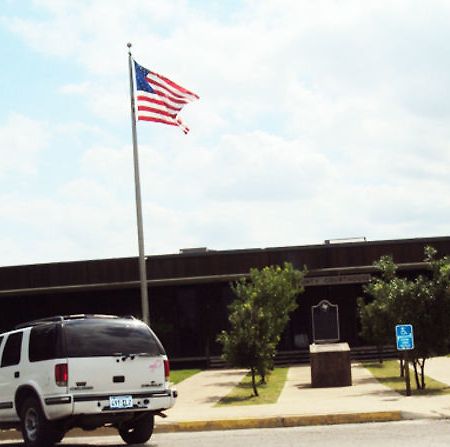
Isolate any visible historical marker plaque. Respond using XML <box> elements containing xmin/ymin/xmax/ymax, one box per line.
<box><xmin>311</xmin><ymin>300</ymin><xmax>340</xmax><ymax>343</ymax></box>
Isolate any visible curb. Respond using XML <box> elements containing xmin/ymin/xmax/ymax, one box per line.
<box><xmin>0</xmin><ymin>411</ymin><xmax>402</xmax><ymax>441</ymax></box>
<box><xmin>154</xmin><ymin>411</ymin><xmax>403</xmax><ymax>433</ymax></box>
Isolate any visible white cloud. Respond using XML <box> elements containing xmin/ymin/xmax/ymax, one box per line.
<box><xmin>0</xmin><ymin>113</ymin><xmax>49</xmax><ymax>177</ymax></box>
<box><xmin>0</xmin><ymin>183</ymin><xmax>136</xmax><ymax>265</ymax></box>
<box><xmin>59</xmin><ymin>80</ymin><xmax>129</xmax><ymax>123</ymax></box>
<box><xmin>59</xmin><ymin>82</ymin><xmax>91</xmax><ymax>95</ymax></box>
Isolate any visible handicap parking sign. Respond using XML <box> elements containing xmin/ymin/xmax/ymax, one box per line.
<box><xmin>395</xmin><ymin>324</ymin><xmax>414</xmax><ymax>350</ymax></box>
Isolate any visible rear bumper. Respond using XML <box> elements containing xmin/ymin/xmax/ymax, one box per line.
<box><xmin>45</xmin><ymin>389</ymin><xmax>177</xmax><ymax>421</ymax></box>
<box><xmin>73</xmin><ymin>390</ymin><xmax>176</xmax><ymax>413</ymax></box>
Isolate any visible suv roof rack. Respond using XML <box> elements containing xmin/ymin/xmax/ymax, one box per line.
<box><xmin>14</xmin><ymin>314</ymin><xmax>136</xmax><ymax>330</ymax></box>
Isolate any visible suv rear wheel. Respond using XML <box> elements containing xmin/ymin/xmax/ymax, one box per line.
<box><xmin>20</xmin><ymin>396</ymin><xmax>61</xmax><ymax>447</ymax></box>
<box><xmin>118</xmin><ymin>413</ymin><xmax>154</xmax><ymax>444</ymax></box>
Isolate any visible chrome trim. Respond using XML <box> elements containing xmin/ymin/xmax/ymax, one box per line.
<box><xmin>45</xmin><ymin>396</ymin><xmax>72</xmax><ymax>405</ymax></box>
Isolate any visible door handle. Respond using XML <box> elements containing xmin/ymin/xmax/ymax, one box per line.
<box><xmin>14</xmin><ymin>372</ymin><xmax>20</xmax><ymax>378</ymax></box>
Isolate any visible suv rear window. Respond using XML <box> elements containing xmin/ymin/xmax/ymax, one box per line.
<box><xmin>63</xmin><ymin>319</ymin><xmax>165</xmax><ymax>358</ymax></box>
<box><xmin>29</xmin><ymin>324</ymin><xmax>64</xmax><ymax>362</ymax></box>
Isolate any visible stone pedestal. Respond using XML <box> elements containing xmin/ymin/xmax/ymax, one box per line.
<box><xmin>310</xmin><ymin>342</ymin><xmax>352</xmax><ymax>388</ymax></box>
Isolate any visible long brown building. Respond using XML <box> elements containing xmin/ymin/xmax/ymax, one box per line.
<box><xmin>1</xmin><ymin>236</ymin><xmax>449</xmax><ymax>364</ymax></box>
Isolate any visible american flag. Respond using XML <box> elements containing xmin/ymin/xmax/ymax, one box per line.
<box><xmin>134</xmin><ymin>61</ymin><xmax>199</xmax><ymax>134</ymax></box>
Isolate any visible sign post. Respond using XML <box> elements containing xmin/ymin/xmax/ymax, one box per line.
<box><xmin>395</xmin><ymin>324</ymin><xmax>414</xmax><ymax>396</ymax></box>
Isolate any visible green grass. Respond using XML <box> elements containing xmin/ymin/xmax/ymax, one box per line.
<box><xmin>216</xmin><ymin>367</ymin><xmax>288</xmax><ymax>406</ymax></box>
<box><xmin>170</xmin><ymin>369</ymin><xmax>201</xmax><ymax>385</ymax></box>
<box><xmin>363</xmin><ymin>360</ymin><xmax>450</xmax><ymax>396</ymax></box>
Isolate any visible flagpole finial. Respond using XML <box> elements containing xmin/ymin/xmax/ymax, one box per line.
<box><xmin>127</xmin><ymin>42</ymin><xmax>132</xmax><ymax>55</ymax></box>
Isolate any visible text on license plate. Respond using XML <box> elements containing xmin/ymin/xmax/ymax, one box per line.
<box><xmin>110</xmin><ymin>395</ymin><xmax>133</xmax><ymax>409</ymax></box>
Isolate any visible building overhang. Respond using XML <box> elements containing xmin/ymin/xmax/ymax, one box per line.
<box><xmin>0</xmin><ymin>262</ymin><xmax>429</xmax><ymax>298</ymax></box>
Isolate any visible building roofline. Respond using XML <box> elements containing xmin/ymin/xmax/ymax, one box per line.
<box><xmin>0</xmin><ymin>235</ymin><xmax>449</xmax><ymax>269</ymax></box>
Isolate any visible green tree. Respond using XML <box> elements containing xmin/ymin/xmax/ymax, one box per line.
<box><xmin>359</xmin><ymin>247</ymin><xmax>450</xmax><ymax>389</ymax></box>
<box><xmin>358</xmin><ymin>256</ymin><xmax>397</xmax><ymax>363</ymax></box>
<box><xmin>399</xmin><ymin>247</ymin><xmax>450</xmax><ymax>388</ymax></box>
<box><xmin>217</xmin><ymin>262</ymin><xmax>305</xmax><ymax>396</ymax></box>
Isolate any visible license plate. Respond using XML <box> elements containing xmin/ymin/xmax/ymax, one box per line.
<box><xmin>109</xmin><ymin>395</ymin><xmax>133</xmax><ymax>409</ymax></box>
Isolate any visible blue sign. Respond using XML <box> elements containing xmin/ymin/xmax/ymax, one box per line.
<box><xmin>395</xmin><ymin>324</ymin><xmax>414</xmax><ymax>350</ymax></box>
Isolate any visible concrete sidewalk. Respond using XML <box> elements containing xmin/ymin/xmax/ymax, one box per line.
<box><xmin>1</xmin><ymin>357</ymin><xmax>450</xmax><ymax>441</ymax></box>
<box><xmin>156</xmin><ymin>357</ymin><xmax>450</xmax><ymax>432</ymax></box>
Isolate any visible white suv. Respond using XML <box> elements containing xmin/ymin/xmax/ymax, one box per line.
<box><xmin>0</xmin><ymin>314</ymin><xmax>177</xmax><ymax>446</ymax></box>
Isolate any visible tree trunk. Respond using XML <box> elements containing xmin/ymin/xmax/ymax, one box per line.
<box><xmin>420</xmin><ymin>358</ymin><xmax>426</xmax><ymax>389</ymax></box>
<box><xmin>260</xmin><ymin>374</ymin><xmax>266</xmax><ymax>385</ymax></box>
<box><xmin>412</xmin><ymin>360</ymin><xmax>420</xmax><ymax>389</ymax></box>
<box><xmin>250</xmin><ymin>367</ymin><xmax>259</xmax><ymax>397</ymax></box>
<box><xmin>377</xmin><ymin>345</ymin><xmax>384</xmax><ymax>364</ymax></box>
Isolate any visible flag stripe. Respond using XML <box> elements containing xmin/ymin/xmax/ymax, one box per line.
<box><xmin>137</xmin><ymin>105</ymin><xmax>177</xmax><ymax>119</ymax></box>
<box><xmin>138</xmin><ymin>112</ymin><xmax>190</xmax><ymax>134</ymax></box>
<box><xmin>152</xmin><ymin>89</ymin><xmax>190</xmax><ymax>105</ymax></box>
<box><xmin>137</xmin><ymin>94</ymin><xmax>184</xmax><ymax>111</ymax></box>
<box><xmin>137</xmin><ymin>109</ymin><xmax>178</xmax><ymax>125</ymax></box>
<box><xmin>139</xmin><ymin>116</ymin><xmax>178</xmax><ymax>126</ymax></box>
<box><xmin>148</xmin><ymin>77</ymin><xmax>192</xmax><ymax>102</ymax></box>
<box><xmin>149</xmin><ymin>72</ymin><xmax>199</xmax><ymax>100</ymax></box>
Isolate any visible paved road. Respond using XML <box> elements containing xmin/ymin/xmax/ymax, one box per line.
<box><xmin>2</xmin><ymin>420</ymin><xmax>450</xmax><ymax>446</ymax></box>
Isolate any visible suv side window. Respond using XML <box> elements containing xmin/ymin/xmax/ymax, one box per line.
<box><xmin>29</xmin><ymin>324</ymin><xmax>64</xmax><ymax>362</ymax></box>
<box><xmin>1</xmin><ymin>332</ymin><xmax>23</xmax><ymax>367</ymax></box>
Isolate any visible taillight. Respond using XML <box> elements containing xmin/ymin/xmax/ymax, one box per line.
<box><xmin>55</xmin><ymin>363</ymin><xmax>68</xmax><ymax>387</ymax></box>
<box><xmin>164</xmin><ymin>359</ymin><xmax>170</xmax><ymax>382</ymax></box>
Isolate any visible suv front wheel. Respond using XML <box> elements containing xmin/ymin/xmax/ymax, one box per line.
<box><xmin>20</xmin><ymin>396</ymin><xmax>62</xmax><ymax>447</ymax></box>
<box><xmin>118</xmin><ymin>413</ymin><xmax>154</xmax><ymax>444</ymax></box>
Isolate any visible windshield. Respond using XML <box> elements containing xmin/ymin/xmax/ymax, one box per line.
<box><xmin>63</xmin><ymin>319</ymin><xmax>165</xmax><ymax>357</ymax></box>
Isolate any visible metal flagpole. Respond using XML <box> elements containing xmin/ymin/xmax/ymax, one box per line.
<box><xmin>127</xmin><ymin>42</ymin><xmax>150</xmax><ymax>325</ymax></box>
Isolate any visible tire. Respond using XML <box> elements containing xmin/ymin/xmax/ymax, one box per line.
<box><xmin>20</xmin><ymin>396</ymin><xmax>57</xmax><ymax>447</ymax></box>
<box><xmin>118</xmin><ymin>413</ymin><xmax>154</xmax><ymax>445</ymax></box>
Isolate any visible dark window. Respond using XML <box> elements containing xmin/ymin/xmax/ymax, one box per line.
<box><xmin>64</xmin><ymin>319</ymin><xmax>165</xmax><ymax>358</ymax></box>
<box><xmin>29</xmin><ymin>324</ymin><xmax>64</xmax><ymax>362</ymax></box>
<box><xmin>1</xmin><ymin>332</ymin><xmax>23</xmax><ymax>367</ymax></box>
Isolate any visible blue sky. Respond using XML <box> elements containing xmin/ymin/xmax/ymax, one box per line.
<box><xmin>1</xmin><ymin>0</ymin><xmax>449</xmax><ymax>267</ymax></box>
